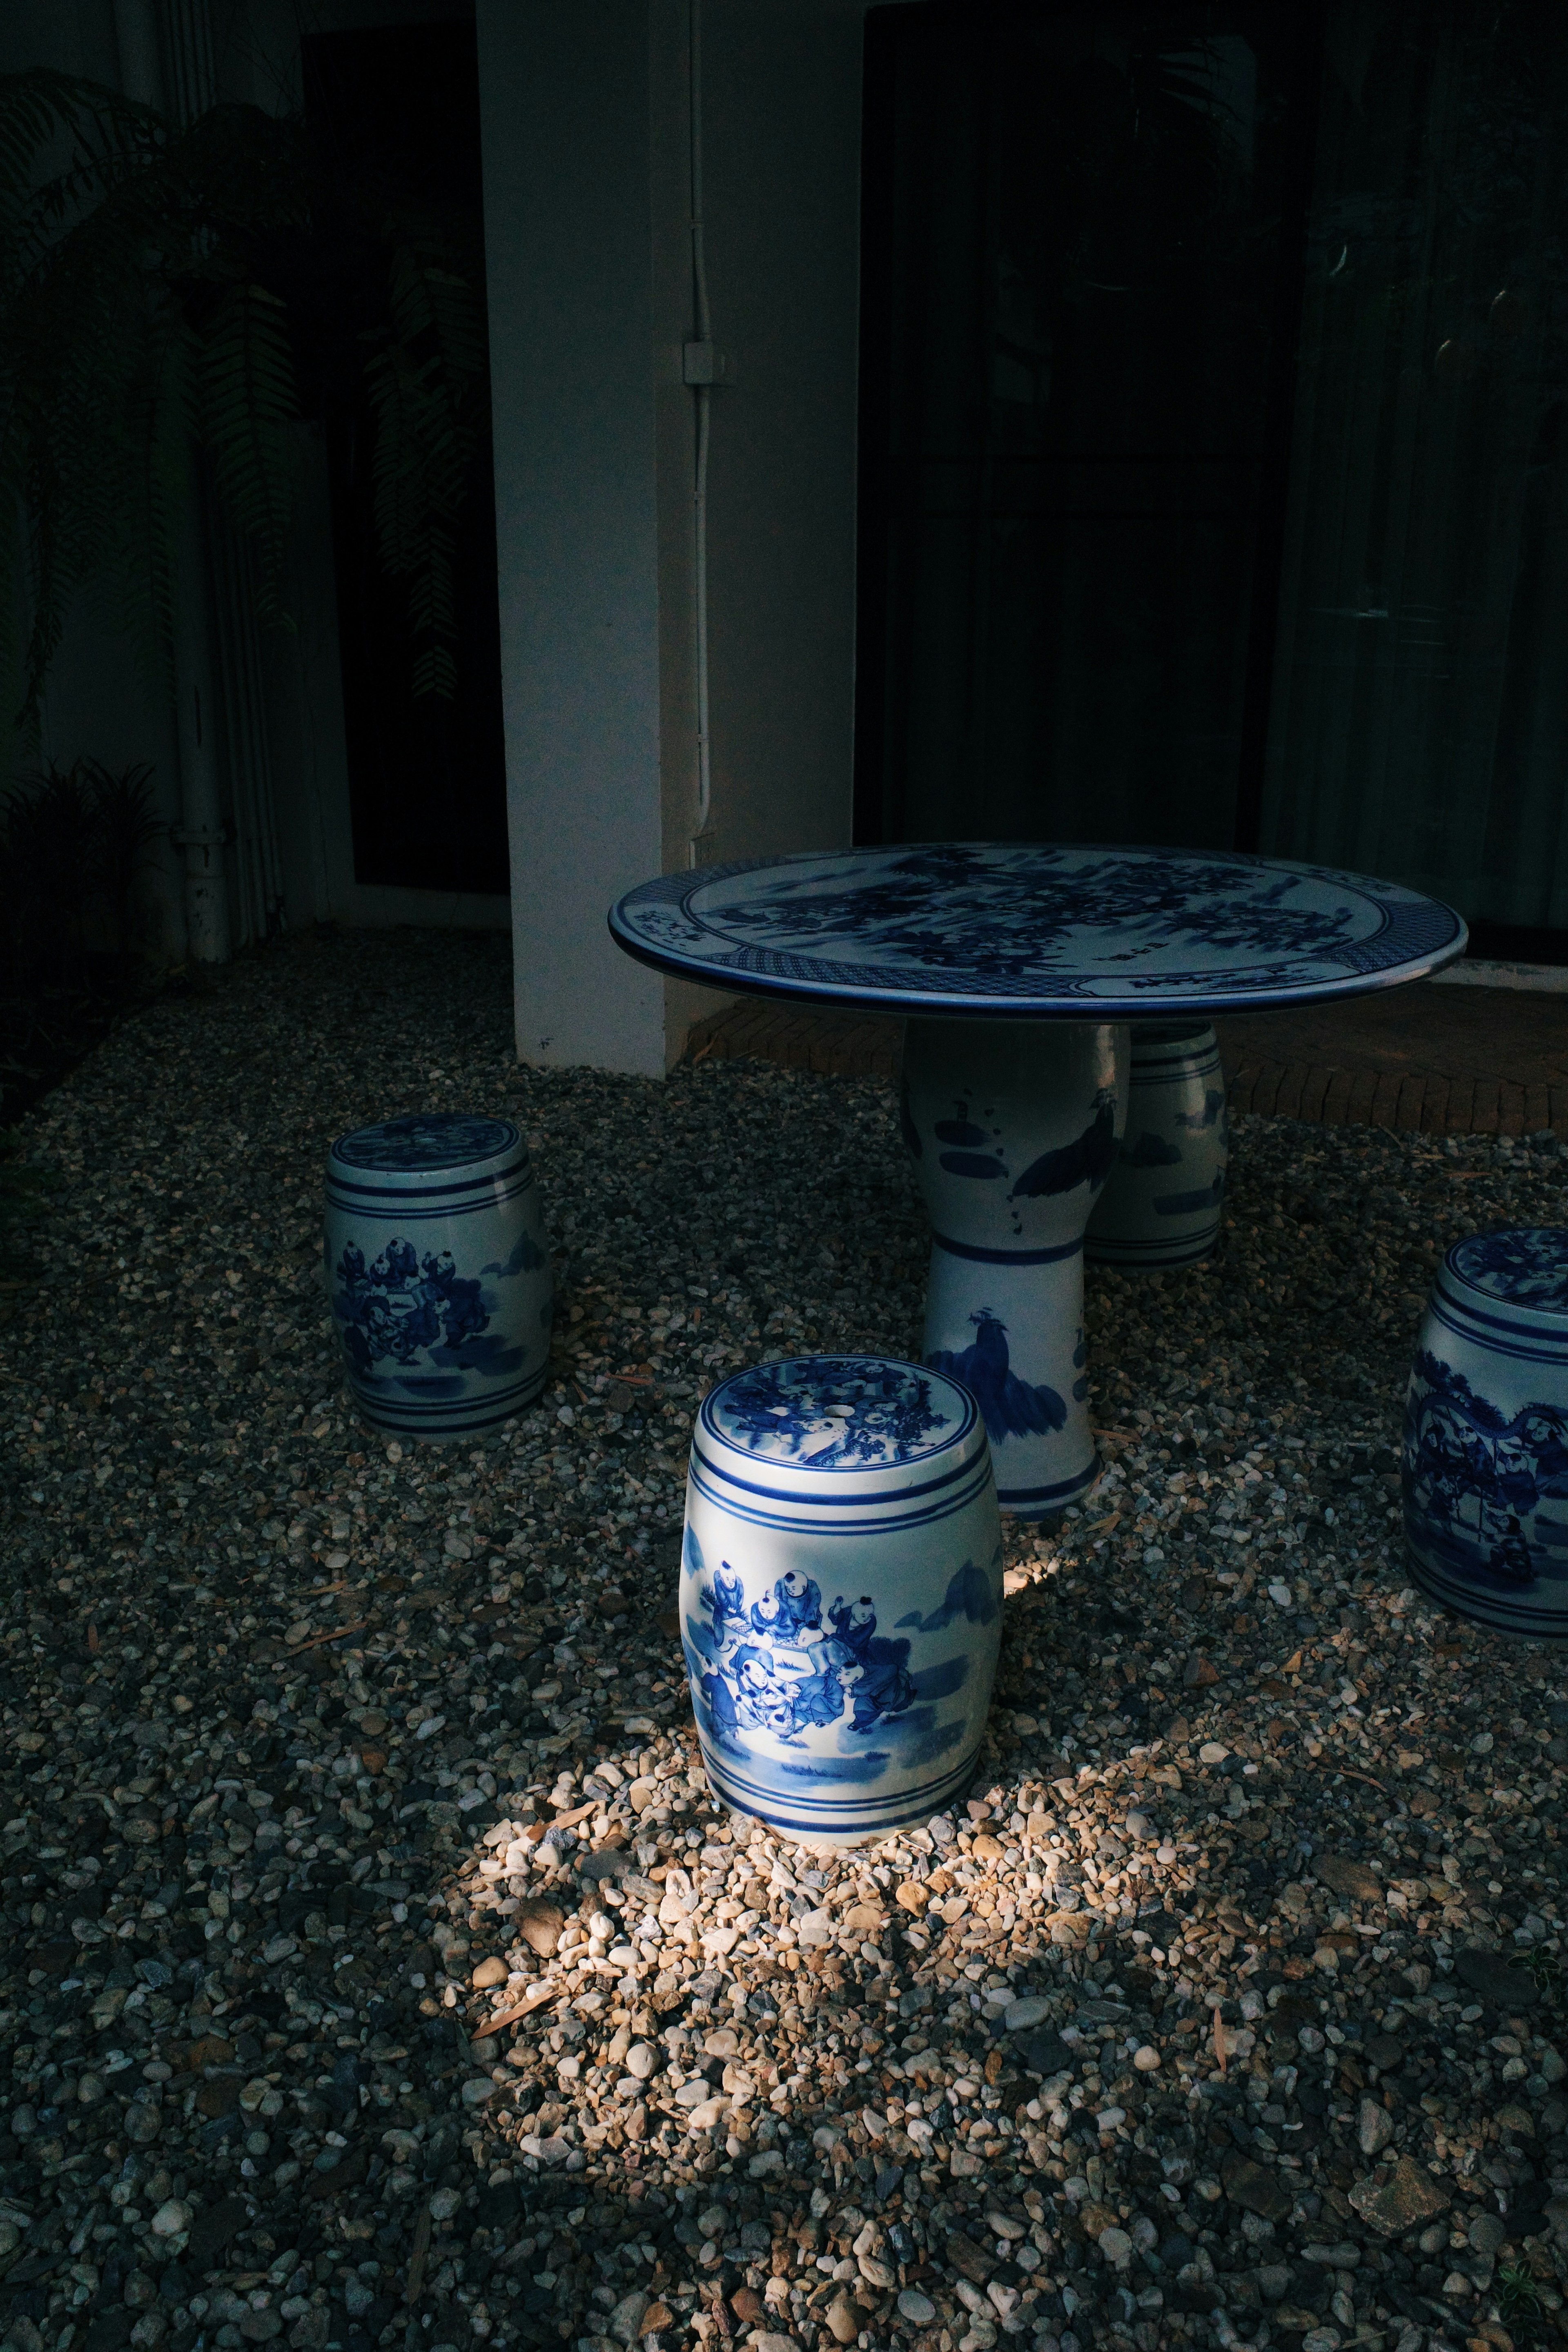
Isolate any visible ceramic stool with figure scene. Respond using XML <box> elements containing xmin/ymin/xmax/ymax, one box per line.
<box><xmin>678</xmin><ymin>1354</ymin><xmax>1004</xmax><ymax>1850</ymax></box>
<box><xmin>324</xmin><ymin>1113</ymin><xmax>552</xmax><ymax>1441</ymax></box>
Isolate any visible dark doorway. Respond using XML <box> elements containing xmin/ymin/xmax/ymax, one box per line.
<box><xmin>303</xmin><ymin>21</ymin><xmax>509</xmax><ymax>897</ymax></box>
<box><xmin>855</xmin><ymin>2</ymin><xmax>1322</xmax><ymax>853</ymax></box>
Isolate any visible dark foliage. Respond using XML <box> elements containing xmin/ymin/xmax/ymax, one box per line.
<box><xmin>0</xmin><ymin>68</ymin><xmax>488</xmax><ymax>735</ymax></box>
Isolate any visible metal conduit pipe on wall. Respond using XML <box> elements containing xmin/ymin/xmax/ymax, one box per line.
<box><xmin>687</xmin><ymin>0</ymin><xmax>714</xmax><ymax>865</ymax></box>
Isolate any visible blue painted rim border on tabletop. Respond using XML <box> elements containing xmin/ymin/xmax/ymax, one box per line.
<box><xmin>608</xmin><ymin>842</ymin><xmax>1468</xmax><ymax>1019</ymax></box>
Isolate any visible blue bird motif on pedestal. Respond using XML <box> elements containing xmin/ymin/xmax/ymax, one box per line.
<box><xmin>927</xmin><ymin>1310</ymin><xmax>1067</xmax><ymax>1444</ymax></box>
<box><xmin>1008</xmin><ymin>1087</ymin><xmax>1118</xmax><ymax>1199</ymax></box>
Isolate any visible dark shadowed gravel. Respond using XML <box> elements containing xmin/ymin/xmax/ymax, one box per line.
<box><xmin>2</xmin><ymin>931</ymin><xmax>1567</xmax><ymax>2352</ymax></box>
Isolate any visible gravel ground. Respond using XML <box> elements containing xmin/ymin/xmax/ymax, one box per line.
<box><xmin>3</xmin><ymin>931</ymin><xmax>1568</xmax><ymax>2352</ymax></box>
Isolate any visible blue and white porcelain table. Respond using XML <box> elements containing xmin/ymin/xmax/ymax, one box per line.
<box><xmin>610</xmin><ymin>843</ymin><xmax>1466</xmax><ymax>1516</ymax></box>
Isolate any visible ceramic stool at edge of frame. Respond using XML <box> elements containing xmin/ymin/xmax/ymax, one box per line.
<box><xmin>323</xmin><ymin>1112</ymin><xmax>553</xmax><ymax>1440</ymax></box>
<box><xmin>901</xmin><ymin>1018</ymin><xmax>1128</xmax><ymax>1519</ymax></box>
<box><xmin>679</xmin><ymin>1354</ymin><xmax>1004</xmax><ymax>1851</ymax></box>
<box><xmin>1403</xmin><ymin>1226</ymin><xmax>1568</xmax><ymax>1639</ymax></box>
<box><xmin>1087</xmin><ymin>1020</ymin><xmax>1228</xmax><ymax>1270</ymax></box>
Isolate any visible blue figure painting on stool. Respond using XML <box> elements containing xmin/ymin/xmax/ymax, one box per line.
<box><xmin>686</xmin><ymin>1527</ymin><xmax>985</xmax><ymax>1761</ymax></box>
<box><xmin>324</xmin><ymin>1114</ymin><xmax>552</xmax><ymax>1440</ymax></box>
<box><xmin>678</xmin><ymin>1354</ymin><xmax>1005</xmax><ymax>1845</ymax></box>
<box><xmin>1404</xmin><ymin>1352</ymin><xmax>1568</xmax><ymax>1588</ymax></box>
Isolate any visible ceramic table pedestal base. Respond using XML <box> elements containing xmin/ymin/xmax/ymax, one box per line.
<box><xmin>1087</xmin><ymin>1022</ymin><xmax>1227</xmax><ymax>1270</ymax></box>
<box><xmin>902</xmin><ymin>1018</ymin><xmax>1127</xmax><ymax>1518</ymax></box>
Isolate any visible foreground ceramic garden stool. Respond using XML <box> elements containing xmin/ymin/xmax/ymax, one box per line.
<box><xmin>902</xmin><ymin>1018</ymin><xmax>1127</xmax><ymax>1516</ymax></box>
<box><xmin>1086</xmin><ymin>1022</ymin><xmax>1228</xmax><ymax>1270</ymax></box>
<box><xmin>680</xmin><ymin>1354</ymin><xmax>1003</xmax><ymax>1848</ymax></box>
<box><xmin>324</xmin><ymin>1113</ymin><xmax>552</xmax><ymax>1440</ymax></box>
<box><xmin>1403</xmin><ymin>1228</ymin><xmax>1568</xmax><ymax>1636</ymax></box>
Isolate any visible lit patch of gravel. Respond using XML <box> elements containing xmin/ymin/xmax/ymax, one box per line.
<box><xmin>2</xmin><ymin>931</ymin><xmax>1568</xmax><ymax>2352</ymax></box>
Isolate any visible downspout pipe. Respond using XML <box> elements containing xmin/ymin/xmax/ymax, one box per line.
<box><xmin>687</xmin><ymin>0</ymin><xmax>713</xmax><ymax>865</ymax></box>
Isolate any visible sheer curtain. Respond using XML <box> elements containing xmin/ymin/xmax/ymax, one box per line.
<box><xmin>857</xmin><ymin>7</ymin><xmax>1306</xmax><ymax>853</ymax></box>
<box><xmin>1259</xmin><ymin>0</ymin><xmax>1568</xmax><ymax>929</ymax></box>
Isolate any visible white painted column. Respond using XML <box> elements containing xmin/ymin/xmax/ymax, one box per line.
<box><xmin>476</xmin><ymin>0</ymin><xmax>666</xmax><ymax>1076</ymax></box>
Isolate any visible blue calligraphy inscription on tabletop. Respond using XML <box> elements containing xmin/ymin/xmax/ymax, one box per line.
<box><xmin>610</xmin><ymin>842</ymin><xmax>1467</xmax><ymax>1009</ymax></box>
<box><xmin>1450</xmin><ymin>1229</ymin><xmax>1568</xmax><ymax>1308</ymax></box>
<box><xmin>707</xmin><ymin>1357</ymin><xmax>959</xmax><ymax>1467</ymax></box>
<box><xmin>1404</xmin><ymin>1350</ymin><xmax>1568</xmax><ymax>1588</ymax></box>
<box><xmin>332</xmin><ymin>1114</ymin><xmax>517</xmax><ymax>1171</ymax></box>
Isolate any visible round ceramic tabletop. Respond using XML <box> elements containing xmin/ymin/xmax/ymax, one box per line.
<box><xmin>609</xmin><ymin>842</ymin><xmax>1466</xmax><ymax>1018</ymax></box>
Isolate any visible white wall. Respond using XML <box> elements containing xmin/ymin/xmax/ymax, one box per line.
<box><xmin>477</xmin><ymin>0</ymin><xmax>873</xmax><ymax>1073</ymax></box>
<box><xmin>477</xmin><ymin>0</ymin><xmax>667</xmax><ymax>1074</ymax></box>
<box><xmin>695</xmin><ymin>0</ymin><xmax>869</xmax><ymax>870</ymax></box>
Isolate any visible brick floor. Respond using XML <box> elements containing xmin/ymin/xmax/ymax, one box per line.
<box><xmin>684</xmin><ymin>979</ymin><xmax>1568</xmax><ymax>1136</ymax></box>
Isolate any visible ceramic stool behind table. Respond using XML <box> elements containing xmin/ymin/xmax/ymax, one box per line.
<box><xmin>1086</xmin><ymin>1022</ymin><xmax>1228</xmax><ymax>1270</ymax></box>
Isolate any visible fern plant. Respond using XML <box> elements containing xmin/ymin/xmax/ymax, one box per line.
<box><xmin>0</xmin><ymin>67</ymin><xmax>488</xmax><ymax>736</ymax></box>
<box><xmin>0</xmin><ymin>755</ymin><xmax>160</xmax><ymax>984</ymax></box>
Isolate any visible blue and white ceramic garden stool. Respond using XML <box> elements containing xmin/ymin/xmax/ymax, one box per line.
<box><xmin>1403</xmin><ymin>1228</ymin><xmax>1568</xmax><ymax>1638</ymax></box>
<box><xmin>680</xmin><ymin>1355</ymin><xmax>1004</xmax><ymax>1849</ymax></box>
<box><xmin>1086</xmin><ymin>1022</ymin><xmax>1228</xmax><ymax>1270</ymax></box>
<box><xmin>324</xmin><ymin>1114</ymin><xmax>552</xmax><ymax>1441</ymax></box>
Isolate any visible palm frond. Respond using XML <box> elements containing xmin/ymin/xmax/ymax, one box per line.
<box><xmin>0</xmin><ymin>68</ymin><xmax>488</xmax><ymax>726</ymax></box>
<box><xmin>360</xmin><ymin>218</ymin><xmax>487</xmax><ymax>696</ymax></box>
<box><xmin>198</xmin><ymin>279</ymin><xmax>298</xmax><ymax>614</ymax></box>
